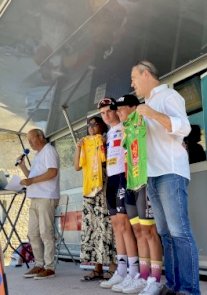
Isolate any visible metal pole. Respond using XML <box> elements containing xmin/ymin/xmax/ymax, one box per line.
<box><xmin>61</xmin><ymin>106</ymin><xmax>77</xmax><ymax>146</ymax></box>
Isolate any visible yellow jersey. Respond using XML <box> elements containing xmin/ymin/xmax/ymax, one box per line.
<box><xmin>79</xmin><ymin>134</ymin><xmax>106</xmax><ymax>197</ymax></box>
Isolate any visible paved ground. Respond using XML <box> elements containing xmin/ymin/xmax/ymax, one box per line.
<box><xmin>5</xmin><ymin>262</ymin><xmax>207</xmax><ymax>295</ymax></box>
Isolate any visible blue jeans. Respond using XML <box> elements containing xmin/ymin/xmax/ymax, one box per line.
<box><xmin>147</xmin><ymin>174</ymin><xmax>200</xmax><ymax>295</ymax></box>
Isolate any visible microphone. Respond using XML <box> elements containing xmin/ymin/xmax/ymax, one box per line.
<box><xmin>15</xmin><ymin>149</ymin><xmax>30</xmax><ymax>166</ymax></box>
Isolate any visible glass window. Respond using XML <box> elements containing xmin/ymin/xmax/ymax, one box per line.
<box><xmin>175</xmin><ymin>76</ymin><xmax>202</xmax><ymax>114</ymax></box>
<box><xmin>174</xmin><ymin>74</ymin><xmax>206</xmax><ymax>163</ymax></box>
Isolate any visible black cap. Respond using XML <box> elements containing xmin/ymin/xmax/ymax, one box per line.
<box><xmin>116</xmin><ymin>94</ymin><xmax>140</xmax><ymax>107</ymax></box>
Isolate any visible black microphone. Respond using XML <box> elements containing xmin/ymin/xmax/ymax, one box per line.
<box><xmin>15</xmin><ymin>149</ymin><xmax>30</xmax><ymax>166</ymax></box>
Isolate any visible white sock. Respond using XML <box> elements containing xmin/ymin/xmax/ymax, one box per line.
<box><xmin>117</xmin><ymin>254</ymin><xmax>127</xmax><ymax>277</ymax></box>
<box><xmin>128</xmin><ymin>256</ymin><xmax>139</xmax><ymax>278</ymax></box>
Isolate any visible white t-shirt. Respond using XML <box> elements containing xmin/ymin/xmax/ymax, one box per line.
<box><xmin>27</xmin><ymin>143</ymin><xmax>60</xmax><ymax>199</ymax></box>
<box><xmin>106</xmin><ymin>123</ymin><xmax>125</xmax><ymax>176</ymax></box>
<box><xmin>145</xmin><ymin>84</ymin><xmax>191</xmax><ymax>179</ymax></box>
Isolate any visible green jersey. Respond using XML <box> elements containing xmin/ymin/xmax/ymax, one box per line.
<box><xmin>122</xmin><ymin>111</ymin><xmax>147</xmax><ymax>190</ymax></box>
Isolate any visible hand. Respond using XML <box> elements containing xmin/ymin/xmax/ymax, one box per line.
<box><xmin>137</xmin><ymin>104</ymin><xmax>172</xmax><ymax>131</ymax></box>
<box><xmin>76</xmin><ymin>138</ymin><xmax>84</xmax><ymax>148</ymax></box>
<box><xmin>20</xmin><ymin>178</ymin><xmax>33</xmax><ymax>186</ymax></box>
<box><xmin>136</xmin><ymin>104</ymin><xmax>156</xmax><ymax>119</ymax></box>
<box><xmin>16</xmin><ymin>156</ymin><xmax>25</xmax><ymax>167</ymax></box>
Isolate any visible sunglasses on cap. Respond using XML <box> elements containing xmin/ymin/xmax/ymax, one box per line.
<box><xmin>97</xmin><ymin>98</ymin><xmax>117</xmax><ymax>110</ymax></box>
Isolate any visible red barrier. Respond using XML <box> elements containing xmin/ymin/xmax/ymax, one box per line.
<box><xmin>61</xmin><ymin>211</ymin><xmax>82</xmax><ymax>231</ymax></box>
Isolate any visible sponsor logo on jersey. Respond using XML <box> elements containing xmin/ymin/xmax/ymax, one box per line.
<box><xmin>131</xmin><ymin>139</ymin><xmax>139</xmax><ymax>165</ymax></box>
<box><xmin>113</xmin><ymin>139</ymin><xmax>121</xmax><ymax>147</ymax></box>
<box><xmin>107</xmin><ymin>158</ymin><xmax>117</xmax><ymax>165</ymax></box>
<box><xmin>118</xmin><ymin>187</ymin><xmax>126</xmax><ymax>199</ymax></box>
<box><xmin>146</xmin><ymin>199</ymin><xmax>154</xmax><ymax>218</ymax></box>
<box><xmin>132</xmin><ymin>166</ymin><xmax>139</xmax><ymax>177</ymax></box>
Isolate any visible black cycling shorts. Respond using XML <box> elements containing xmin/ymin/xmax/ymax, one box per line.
<box><xmin>125</xmin><ymin>186</ymin><xmax>155</xmax><ymax>225</ymax></box>
<box><xmin>106</xmin><ymin>172</ymin><xmax>127</xmax><ymax>216</ymax></box>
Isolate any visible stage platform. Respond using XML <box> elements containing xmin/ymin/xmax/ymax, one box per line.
<box><xmin>5</xmin><ymin>261</ymin><xmax>207</xmax><ymax>295</ymax></box>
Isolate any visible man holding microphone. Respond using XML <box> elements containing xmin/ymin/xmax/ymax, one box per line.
<box><xmin>18</xmin><ymin>128</ymin><xmax>60</xmax><ymax>279</ymax></box>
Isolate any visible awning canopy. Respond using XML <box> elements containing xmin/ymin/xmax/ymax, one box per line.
<box><xmin>0</xmin><ymin>0</ymin><xmax>207</xmax><ymax>136</ymax></box>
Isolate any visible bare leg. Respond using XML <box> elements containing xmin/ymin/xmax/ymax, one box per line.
<box><xmin>116</xmin><ymin>214</ymin><xmax>137</xmax><ymax>257</ymax></box>
<box><xmin>132</xmin><ymin>223</ymin><xmax>150</xmax><ymax>258</ymax></box>
<box><xmin>140</xmin><ymin>224</ymin><xmax>163</xmax><ymax>281</ymax></box>
<box><xmin>81</xmin><ymin>263</ymin><xmax>103</xmax><ymax>281</ymax></box>
<box><xmin>141</xmin><ymin>224</ymin><xmax>162</xmax><ymax>261</ymax></box>
<box><xmin>116</xmin><ymin>214</ymin><xmax>138</xmax><ymax>278</ymax></box>
<box><xmin>94</xmin><ymin>263</ymin><xmax>103</xmax><ymax>273</ymax></box>
<box><xmin>108</xmin><ymin>262</ymin><xmax>117</xmax><ymax>272</ymax></box>
<box><xmin>111</xmin><ymin>215</ymin><xmax>126</xmax><ymax>254</ymax></box>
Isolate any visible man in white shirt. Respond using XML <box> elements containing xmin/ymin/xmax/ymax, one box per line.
<box><xmin>131</xmin><ymin>61</ymin><xmax>200</xmax><ymax>295</ymax></box>
<box><xmin>18</xmin><ymin>129</ymin><xmax>60</xmax><ymax>280</ymax></box>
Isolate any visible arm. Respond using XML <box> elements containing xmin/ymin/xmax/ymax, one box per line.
<box><xmin>20</xmin><ymin>168</ymin><xmax>58</xmax><ymax>186</ymax></box>
<box><xmin>73</xmin><ymin>139</ymin><xmax>83</xmax><ymax>171</ymax></box>
<box><xmin>136</xmin><ymin>105</ymin><xmax>172</xmax><ymax>131</ymax></box>
<box><xmin>18</xmin><ymin>159</ymin><xmax>30</xmax><ymax>178</ymax></box>
<box><xmin>137</xmin><ymin>93</ymin><xmax>191</xmax><ymax>137</ymax></box>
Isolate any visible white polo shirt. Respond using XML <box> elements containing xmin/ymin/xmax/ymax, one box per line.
<box><xmin>145</xmin><ymin>84</ymin><xmax>191</xmax><ymax>180</ymax></box>
<box><xmin>27</xmin><ymin>143</ymin><xmax>60</xmax><ymax>199</ymax></box>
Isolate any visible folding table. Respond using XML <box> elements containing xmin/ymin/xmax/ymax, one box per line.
<box><xmin>0</xmin><ymin>190</ymin><xmax>31</xmax><ymax>268</ymax></box>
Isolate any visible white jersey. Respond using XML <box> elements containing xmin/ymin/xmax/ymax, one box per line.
<box><xmin>27</xmin><ymin>143</ymin><xmax>60</xmax><ymax>199</ymax></box>
<box><xmin>106</xmin><ymin>123</ymin><xmax>125</xmax><ymax>176</ymax></box>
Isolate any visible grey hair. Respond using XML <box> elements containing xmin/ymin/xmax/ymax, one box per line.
<box><xmin>134</xmin><ymin>61</ymin><xmax>159</xmax><ymax>80</ymax></box>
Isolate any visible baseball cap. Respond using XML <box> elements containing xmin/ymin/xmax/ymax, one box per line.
<box><xmin>116</xmin><ymin>94</ymin><xmax>140</xmax><ymax>107</ymax></box>
<box><xmin>97</xmin><ymin>97</ymin><xmax>117</xmax><ymax>110</ymax></box>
